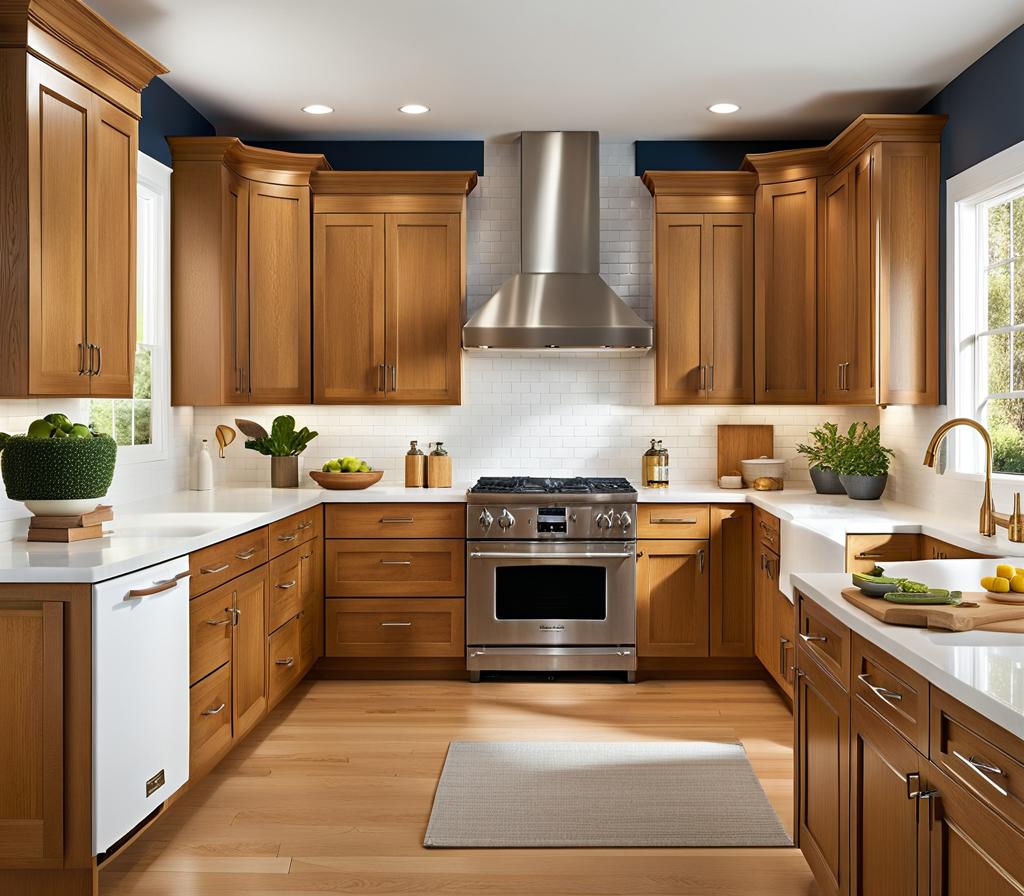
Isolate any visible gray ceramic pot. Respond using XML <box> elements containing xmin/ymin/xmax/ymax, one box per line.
<box><xmin>271</xmin><ymin>455</ymin><xmax>299</xmax><ymax>488</ymax></box>
<box><xmin>809</xmin><ymin>466</ymin><xmax>846</xmax><ymax>495</ymax></box>
<box><xmin>838</xmin><ymin>473</ymin><xmax>888</xmax><ymax>501</ymax></box>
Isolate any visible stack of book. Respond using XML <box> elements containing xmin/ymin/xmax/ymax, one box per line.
<box><xmin>28</xmin><ymin>505</ymin><xmax>113</xmax><ymax>542</ymax></box>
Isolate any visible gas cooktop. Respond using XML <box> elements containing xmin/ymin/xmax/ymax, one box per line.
<box><xmin>469</xmin><ymin>476</ymin><xmax>636</xmax><ymax>497</ymax></box>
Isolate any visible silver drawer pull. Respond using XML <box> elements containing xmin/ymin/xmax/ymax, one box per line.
<box><xmin>206</xmin><ymin>611</ymin><xmax>233</xmax><ymax>626</ymax></box>
<box><xmin>800</xmin><ymin>633</ymin><xmax>828</xmax><ymax>643</ymax></box>
<box><xmin>380</xmin><ymin>517</ymin><xmax>414</xmax><ymax>524</ymax></box>
<box><xmin>300</xmin><ymin>553</ymin><xmax>312</xmax><ymax>561</ymax></box>
<box><xmin>275</xmin><ymin>657</ymin><xmax>295</xmax><ymax>667</ymax></box>
<box><xmin>857</xmin><ymin>673</ymin><xmax>903</xmax><ymax>705</ymax></box>
<box><xmin>277</xmin><ymin>533</ymin><xmax>298</xmax><ymax>543</ymax></box>
<box><xmin>380</xmin><ymin>559</ymin><xmax>412</xmax><ymax>565</ymax></box>
<box><xmin>124</xmin><ymin>571</ymin><xmax>188</xmax><ymax>600</ymax></box>
<box><xmin>954</xmin><ymin>750</ymin><xmax>1009</xmax><ymax>796</ymax></box>
<box><xmin>381</xmin><ymin>621</ymin><xmax>412</xmax><ymax>627</ymax></box>
<box><xmin>202</xmin><ymin>702</ymin><xmax>226</xmax><ymax>716</ymax></box>
<box><xmin>200</xmin><ymin>562</ymin><xmax>230</xmax><ymax>575</ymax></box>
<box><xmin>298</xmin><ymin>520</ymin><xmax>314</xmax><ymax>530</ymax></box>
<box><xmin>651</xmin><ymin>518</ymin><xmax>696</xmax><ymax>525</ymax></box>
<box><xmin>235</xmin><ymin>548</ymin><xmax>259</xmax><ymax>560</ymax></box>
<box><xmin>276</xmin><ymin>580</ymin><xmax>297</xmax><ymax>590</ymax></box>
<box><xmin>856</xmin><ymin>552</ymin><xmax>884</xmax><ymax>560</ymax></box>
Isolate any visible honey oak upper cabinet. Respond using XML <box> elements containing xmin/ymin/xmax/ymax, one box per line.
<box><xmin>643</xmin><ymin>173</ymin><xmax>755</xmax><ymax>405</ymax></box>
<box><xmin>0</xmin><ymin>0</ymin><xmax>165</xmax><ymax>398</ymax></box>
<box><xmin>311</xmin><ymin>172</ymin><xmax>476</xmax><ymax>405</ymax></box>
<box><xmin>168</xmin><ymin>139</ymin><xmax>328</xmax><ymax>406</ymax></box>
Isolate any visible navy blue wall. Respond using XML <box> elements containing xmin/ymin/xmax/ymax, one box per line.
<box><xmin>139</xmin><ymin>77</ymin><xmax>214</xmax><ymax>167</ymax></box>
<box><xmin>248</xmin><ymin>140</ymin><xmax>485</xmax><ymax>175</ymax></box>
<box><xmin>634</xmin><ymin>139</ymin><xmax>823</xmax><ymax>175</ymax></box>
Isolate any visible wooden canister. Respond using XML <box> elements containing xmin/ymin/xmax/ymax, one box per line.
<box><xmin>426</xmin><ymin>442</ymin><xmax>452</xmax><ymax>488</ymax></box>
<box><xmin>404</xmin><ymin>440</ymin><xmax>426</xmax><ymax>488</ymax></box>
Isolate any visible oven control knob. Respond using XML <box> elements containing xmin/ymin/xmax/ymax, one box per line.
<box><xmin>478</xmin><ymin>509</ymin><xmax>494</xmax><ymax>531</ymax></box>
<box><xmin>617</xmin><ymin>511</ymin><xmax>632</xmax><ymax>531</ymax></box>
<box><xmin>497</xmin><ymin>509</ymin><xmax>516</xmax><ymax>530</ymax></box>
<box><xmin>595</xmin><ymin>511</ymin><xmax>613</xmax><ymax>530</ymax></box>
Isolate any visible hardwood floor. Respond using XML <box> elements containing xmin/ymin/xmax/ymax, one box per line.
<box><xmin>101</xmin><ymin>679</ymin><xmax>818</xmax><ymax>895</ymax></box>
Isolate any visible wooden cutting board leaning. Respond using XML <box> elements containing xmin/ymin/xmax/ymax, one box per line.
<box><xmin>842</xmin><ymin>587</ymin><xmax>1024</xmax><ymax>632</ymax></box>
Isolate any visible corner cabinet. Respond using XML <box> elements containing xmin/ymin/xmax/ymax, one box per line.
<box><xmin>168</xmin><ymin>139</ymin><xmax>329</xmax><ymax>406</ymax></box>
<box><xmin>643</xmin><ymin>173</ymin><xmax>755</xmax><ymax>405</ymax></box>
<box><xmin>311</xmin><ymin>172</ymin><xmax>476</xmax><ymax>405</ymax></box>
<box><xmin>0</xmin><ymin>1</ymin><xmax>166</xmax><ymax>398</ymax></box>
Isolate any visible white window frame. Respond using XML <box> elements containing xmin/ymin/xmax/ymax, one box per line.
<box><xmin>947</xmin><ymin>137</ymin><xmax>1024</xmax><ymax>479</ymax></box>
<box><xmin>91</xmin><ymin>152</ymin><xmax>171</xmax><ymax>464</ymax></box>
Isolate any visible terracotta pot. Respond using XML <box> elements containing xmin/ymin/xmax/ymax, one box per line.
<box><xmin>271</xmin><ymin>455</ymin><xmax>299</xmax><ymax>488</ymax></box>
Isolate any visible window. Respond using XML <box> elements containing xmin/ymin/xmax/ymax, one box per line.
<box><xmin>89</xmin><ymin>153</ymin><xmax>170</xmax><ymax>462</ymax></box>
<box><xmin>949</xmin><ymin>139</ymin><xmax>1024</xmax><ymax>477</ymax></box>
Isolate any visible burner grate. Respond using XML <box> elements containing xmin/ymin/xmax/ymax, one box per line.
<box><xmin>469</xmin><ymin>476</ymin><xmax>635</xmax><ymax>495</ymax></box>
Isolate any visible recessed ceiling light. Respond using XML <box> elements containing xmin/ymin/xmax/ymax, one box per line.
<box><xmin>399</xmin><ymin>103</ymin><xmax>430</xmax><ymax>115</ymax></box>
<box><xmin>302</xmin><ymin>104</ymin><xmax>334</xmax><ymax>115</ymax></box>
<box><xmin>708</xmin><ymin>102</ymin><xmax>740</xmax><ymax>114</ymax></box>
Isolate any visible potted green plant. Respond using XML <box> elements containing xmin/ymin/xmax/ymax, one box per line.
<box><xmin>833</xmin><ymin>422</ymin><xmax>895</xmax><ymax>500</ymax></box>
<box><xmin>796</xmin><ymin>422</ymin><xmax>846</xmax><ymax>495</ymax></box>
<box><xmin>240</xmin><ymin>415</ymin><xmax>318</xmax><ymax>488</ymax></box>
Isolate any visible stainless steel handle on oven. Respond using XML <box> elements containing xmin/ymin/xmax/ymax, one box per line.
<box><xmin>857</xmin><ymin>673</ymin><xmax>903</xmax><ymax>706</ymax></box>
<box><xmin>123</xmin><ymin>570</ymin><xmax>188</xmax><ymax>600</ymax></box>
<box><xmin>202</xmin><ymin>702</ymin><xmax>226</xmax><ymax>716</ymax></box>
<box><xmin>276</xmin><ymin>580</ymin><xmax>297</xmax><ymax>590</ymax></box>
<box><xmin>953</xmin><ymin>751</ymin><xmax>1008</xmax><ymax>796</ymax></box>
<box><xmin>381</xmin><ymin>621</ymin><xmax>412</xmax><ymax>627</ymax></box>
<box><xmin>200</xmin><ymin>562</ymin><xmax>230</xmax><ymax>575</ymax></box>
<box><xmin>469</xmin><ymin>551</ymin><xmax>633</xmax><ymax>560</ymax></box>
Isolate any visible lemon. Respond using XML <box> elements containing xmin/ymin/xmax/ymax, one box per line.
<box><xmin>981</xmin><ymin>576</ymin><xmax>997</xmax><ymax>591</ymax></box>
<box><xmin>996</xmin><ymin>564</ymin><xmax>1016</xmax><ymax>580</ymax></box>
<box><xmin>992</xmin><ymin>577</ymin><xmax>1012</xmax><ymax>593</ymax></box>
<box><xmin>1016</xmin><ymin>568</ymin><xmax>1024</xmax><ymax>577</ymax></box>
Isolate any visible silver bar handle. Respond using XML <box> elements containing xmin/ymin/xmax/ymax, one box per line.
<box><xmin>94</xmin><ymin>344</ymin><xmax>102</xmax><ymax>376</ymax></box>
<box><xmin>698</xmin><ymin>365</ymin><xmax>706</xmax><ymax>391</ymax></box>
<box><xmin>276</xmin><ymin>580</ymin><xmax>297</xmax><ymax>590</ymax></box>
<box><xmin>378</xmin><ymin>362</ymin><xmax>386</xmax><ymax>392</ymax></box>
<box><xmin>380</xmin><ymin>559</ymin><xmax>412</xmax><ymax>565</ymax></box>
<box><xmin>708</xmin><ymin>364</ymin><xmax>714</xmax><ymax>391</ymax></box>
<box><xmin>953</xmin><ymin>750</ymin><xmax>1008</xmax><ymax>796</ymax></box>
<box><xmin>799</xmin><ymin>633</ymin><xmax>828</xmax><ymax>643</ymax></box>
<box><xmin>856</xmin><ymin>552</ymin><xmax>884</xmax><ymax>560</ymax></box>
<box><xmin>381</xmin><ymin>621</ymin><xmax>412</xmax><ymax>627</ymax></box>
<box><xmin>697</xmin><ymin>548</ymin><xmax>705</xmax><ymax>574</ymax></box>
<box><xmin>206</xmin><ymin>611</ymin><xmax>232</xmax><ymax>626</ymax></box>
<box><xmin>78</xmin><ymin>342</ymin><xmax>87</xmax><ymax>375</ymax></box>
<box><xmin>275</xmin><ymin>657</ymin><xmax>295</xmax><ymax>668</ymax></box>
<box><xmin>202</xmin><ymin>702</ymin><xmax>226</xmax><ymax>716</ymax></box>
<box><xmin>235</xmin><ymin>548</ymin><xmax>259</xmax><ymax>560</ymax></box>
<box><xmin>124</xmin><ymin>570</ymin><xmax>188</xmax><ymax>600</ymax></box>
<box><xmin>391</xmin><ymin>364</ymin><xmax>397</xmax><ymax>391</ymax></box>
<box><xmin>200</xmin><ymin>562</ymin><xmax>230</xmax><ymax>575</ymax></box>
<box><xmin>469</xmin><ymin>551</ymin><xmax>632</xmax><ymax>560</ymax></box>
<box><xmin>277</xmin><ymin>533</ymin><xmax>298</xmax><ymax>543</ymax></box>
<box><xmin>297</xmin><ymin>520</ymin><xmax>314</xmax><ymax>531</ymax></box>
<box><xmin>857</xmin><ymin>672</ymin><xmax>903</xmax><ymax>705</ymax></box>
<box><xmin>779</xmin><ymin>636</ymin><xmax>789</xmax><ymax>678</ymax></box>
<box><xmin>380</xmin><ymin>517</ymin><xmax>414</xmax><ymax>524</ymax></box>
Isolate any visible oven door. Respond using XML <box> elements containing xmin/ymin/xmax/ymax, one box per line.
<box><xmin>467</xmin><ymin>541</ymin><xmax>636</xmax><ymax>646</ymax></box>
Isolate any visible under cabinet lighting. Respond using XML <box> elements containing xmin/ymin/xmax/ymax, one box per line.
<box><xmin>302</xmin><ymin>104</ymin><xmax>334</xmax><ymax>115</ymax></box>
<box><xmin>707</xmin><ymin>103</ymin><xmax>740</xmax><ymax>114</ymax></box>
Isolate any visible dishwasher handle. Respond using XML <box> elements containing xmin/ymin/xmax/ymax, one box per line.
<box><xmin>124</xmin><ymin>570</ymin><xmax>189</xmax><ymax>601</ymax></box>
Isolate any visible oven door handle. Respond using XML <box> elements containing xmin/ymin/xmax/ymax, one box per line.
<box><xmin>469</xmin><ymin>551</ymin><xmax>633</xmax><ymax>560</ymax></box>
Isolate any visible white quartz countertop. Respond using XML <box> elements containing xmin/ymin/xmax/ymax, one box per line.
<box><xmin>793</xmin><ymin>560</ymin><xmax>1024</xmax><ymax>742</ymax></box>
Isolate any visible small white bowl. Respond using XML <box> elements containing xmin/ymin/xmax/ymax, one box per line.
<box><xmin>24</xmin><ymin>498</ymin><xmax>103</xmax><ymax>517</ymax></box>
<box><xmin>740</xmin><ymin>457</ymin><xmax>787</xmax><ymax>485</ymax></box>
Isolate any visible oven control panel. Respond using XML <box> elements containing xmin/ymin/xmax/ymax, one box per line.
<box><xmin>470</xmin><ymin>503</ymin><xmax>637</xmax><ymax>540</ymax></box>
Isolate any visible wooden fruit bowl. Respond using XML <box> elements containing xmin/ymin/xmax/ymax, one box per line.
<box><xmin>309</xmin><ymin>469</ymin><xmax>383</xmax><ymax>490</ymax></box>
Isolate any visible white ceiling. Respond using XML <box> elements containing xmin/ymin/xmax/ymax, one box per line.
<box><xmin>92</xmin><ymin>0</ymin><xmax>1024</xmax><ymax>141</ymax></box>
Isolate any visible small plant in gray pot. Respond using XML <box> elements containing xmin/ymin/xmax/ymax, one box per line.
<box><xmin>796</xmin><ymin>422</ymin><xmax>846</xmax><ymax>495</ymax></box>
<box><xmin>833</xmin><ymin>422</ymin><xmax>895</xmax><ymax>500</ymax></box>
<box><xmin>239</xmin><ymin>415</ymin><xmax>318</xmax><ymax>488</ymax></box>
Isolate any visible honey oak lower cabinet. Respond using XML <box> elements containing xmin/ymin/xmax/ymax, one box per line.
<box><xmin>710</xmin><ymin>505</ymin><xmax>754</xmax><ymax>655</ymax></box>
<box><xmin>754</xmin><ymin>544</ymin><xmax>795</xmax><ymax>698</ymax></box>
<box><xmin>845</xmin><ymin>533</ymin><xmax>920</xmax><ymax>573</ymax></box>
<box><xmin>636</xmin><ymin>539</ymin><xmax>710</xmax><ymax>656</ymax></box>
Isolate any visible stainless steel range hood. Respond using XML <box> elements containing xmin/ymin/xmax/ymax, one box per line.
<box><xmin>463</xmin><ymin>131</ymin><xmax>652</xmax><ymax>352</ymax></box>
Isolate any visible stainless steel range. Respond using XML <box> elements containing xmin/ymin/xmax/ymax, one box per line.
<box><xmin>466</xmin><ymin>476</ymin><xmax>637</xmax><ymax>681</ymax></box>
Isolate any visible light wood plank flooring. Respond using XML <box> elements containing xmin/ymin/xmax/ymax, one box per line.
<box><xmin>101</xmin><ymin>679</ymin><xmax>818</xmax><ymax>895</ymax></box>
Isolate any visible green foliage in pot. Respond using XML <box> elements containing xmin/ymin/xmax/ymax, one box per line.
<box><xmin>243</xmin><ymin>415</ymin><xmax>318</xmax><ymax>457</ymax></box>
<box><xmin>796</xmin><ymin>422</ymin><xmax>844</xmax><ymax>471</ymax></box>
<box><xmin>833</xmin><ymin>422</ymin><xmax>895</xmax><ymax>477</ymax></box>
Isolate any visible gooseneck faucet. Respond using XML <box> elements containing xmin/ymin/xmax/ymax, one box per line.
<box><xmin>922</xmin><ymin>417</ymin><xmax>1024</xmax><ymax>541</ymax></box>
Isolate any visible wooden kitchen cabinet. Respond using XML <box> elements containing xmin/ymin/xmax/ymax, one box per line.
<box><xmin>231</xmin><ymin>567</ymin><xmax>269</xmax><ymax>741</ymax></box>
<box><xmin>299</xmin><ymin>536</ymin><xmax>324</xmax><ymax>674</ymax></box>
<box><xmin>644</xmin><ymin>173</ymin><xmax>755</xmax><ymax>405</ymax></box>
<box><xmin>845</xmin><ymin>533</ymin><xmax>920</xmax><ymax>573</ymax></box>
<box><xmin>920</xmin><ymin>534</ymin><xmax>992</xmax><ymax>560</ymax></box>
<box><xmin>710</xmin><ymin>504</ymin><xmax>753</xmax><ymax>656</ymax></box>
<box><xmin>325</xmin><ymin>597</ymin><xmax>465</xmax><ymax>658</ymax></box>
<box><xmin>0</xmin><ymin>9</ymin><xmax>164</xmax><ymax>398</ymax></box>
<box><xmin>754</xmin><ymin>544</ymin><xmax>794</xmax><ymax>697</ymax></box>
<box><xmin>636</xmin><ymin>539</ymin><xmax>710</xmax><ymax>657</ymax></box>
<box><xmin>325</xmin><ymin>538</ymin><xmax>466</xmax><ymax>597</ymax></box>
<box><xmin>169</xmin><ymin>138</ymin><xmax>328</xmax><ymax>405</ymax></box>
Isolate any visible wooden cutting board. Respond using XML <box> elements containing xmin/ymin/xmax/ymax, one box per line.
<box><xmin>842</xmin><ymin>587</ymin><xmax>1024</xmax><ymax>632</ymax></box>
<box><xmin>717</xmin><ymin>424</ymin><xmax>774</xmax><ymax>481</ymax></box>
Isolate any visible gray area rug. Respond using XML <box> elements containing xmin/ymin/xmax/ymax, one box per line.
<box><xmin>424</xmin><ymin>741</ymin><xmax>792</xmax><ymax>848</ymax></box>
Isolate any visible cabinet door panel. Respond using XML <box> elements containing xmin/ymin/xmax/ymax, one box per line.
<box><xmin>232</xmin><ymin>567</ymin><xmax>268</xmax><ymax>741</ymax></box>
<box><xmin>637</xmin><ymin>539</ymin><xmax>710</xmax><ymax>657</ymax></box>
<box><xmin>710</xmin><ymin>504</ymin><xmax>752</xmax><ymax>656</ymax></box>
<box><xmin>655</xmin><ymin>214</ymin><xmax>704</xmax><ymax>403</ymax></box>
<box><xmin>754</xmin><ymin>546</ymin><xmax>777</xmax><ymax>672</ymax></box>
<box><xmin>818</xmin><ymin>169</ymin><xmax>852</xmax><ymax>404</ymax></box>
<box><xmin>385</xmin><ymin>213</ymin><xmax>461</xmax><ymax>403</ymax></box>
<box><xmin>705</xmin><ymin>214</ymin><xmax>754</xmax><ymax>403</ymax></box>
<box><xmin>223</xmin><ymin>169</ymin><xmax>250</xmax><ymax>403</ymax></box>
<box><xmin>87</xmin><ymin>96</ymin><xmax>137</xmax><ymax>397</ymax></box>
<box><xmin>247</xmin><ymin>182</ymin><xmax>311</xmax><ymax>403</ymax></box>
<box><xmin>846</xmin><ymin>151</ymin><xmax>876</xmax><ymax>403</ymax></box>
<box><xmin>313</xmin><ymin>213</ymin><xmax>386</xmax><ymax>403</ymax></box>
<box><xmin>0</xmin><ymin>602</ymin><xmax>63</xmax><ymax>867</ymax></box>
<box><xmin>755</xmin><ymin>178</ymin><xmax>817</xmax><ymax>403</ymax></box>
<box><xmin>27</xmin><ymin>58</ymin><xmax>90</xmax><ymax>396</ymax></box>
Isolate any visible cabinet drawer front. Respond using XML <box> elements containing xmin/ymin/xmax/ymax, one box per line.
<box><xmin>325</xmin><ymin>597</ymin><xmax>465</xmax><ymax>657</ymax></box>
<box><xmin>754</xmin><ymin>507</ymin><xmax>780</xmax><ymax>551</ymax></box>
<box><xmin>190</xmin><ymin>528</ymin><xmax>269</xmax><ymax>597</ymax></box>
<box><xmin>268</xmin><ymin>616</ymin><xmax>302</xmax><ymax>709</ymax></box>
<box><xmin>845</xmin><ymin>533</ymin><xmax>919</xmax><ymax>573</ymax></box>
<box><xmin>636</xmin><ymin>504</ymin><xmax>710</xmax><ymax>539</ymax></box>
<box><xmin>268</xmin><ymin>548</ymin><xmax>302</xmax><ymax>633</ymax></box>
<box><xmin>851</xmin><ymin>632</ymin><xmax>928</xmax><ymax>752</ymax></box>
<box><xmin>190</xmin><ymin>664</ymin><xmax>232</xmax><ymax>776</ymax></box>
<box><xmin>325</xmin><ymin>503</ymin><xmax>465</xmax><ymax>539</ymax></box>
<box><xmin>189</xmin><ymin>583</ymin><xmax>233</xmax><ymax>685</ymax></box>
<box><xmin>798</xmin><ymin>592</ymin><xmax>850</xmax><ymax>689</ymax></box>
<box><xmin>269</xmin><ymin>507</ymin><xmax>321</xmax><ymax>558</ymax></box>
<box><xmin>921</xmin><ymin>534</ymin><xmax>993</xmax><ymax>560</ymax></box>
<box><xmin>931</xmin><ymin>688</ymin><xmax>1024</xmax><ymax>832</ymax></box>
<box><xmin>326</xmin><ymin>539</ymin><xmax>465</xmax><ymax>597</ymax></box>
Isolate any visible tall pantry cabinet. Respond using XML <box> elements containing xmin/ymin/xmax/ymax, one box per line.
<box><xmin>0</xmin><ymin>0</ymin><xmax>166</xmax><ymax>397</ymax></box>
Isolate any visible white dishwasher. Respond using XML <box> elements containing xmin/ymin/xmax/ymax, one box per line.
<box><xmin>93</xmin><ymin>557</ymin><xmax>191</xmax><ymax>854</ymax></box>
